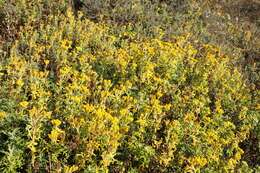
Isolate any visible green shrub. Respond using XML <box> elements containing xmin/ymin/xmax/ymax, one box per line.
<box><xmin>80</xmin><ymin>1</ymin><xmax>260</xmax><ymax>169</ymax></box>
<box><xmin>0</xmin><ymin>5</ymin><xmax>257</xmax><ymax>172</ymax></box>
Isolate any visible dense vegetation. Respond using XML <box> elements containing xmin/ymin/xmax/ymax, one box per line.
<box><xmin>0</xmin><ymin>0</ymin><xmax>259</xmax><ymax>172</ymax></box>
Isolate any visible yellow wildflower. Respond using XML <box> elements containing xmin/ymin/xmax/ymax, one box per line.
<box><xmin>19</xmin><ymin>101</ymin><xmax>29</xmax><ymax>108</ymax></box>
<box><xmin>48</xmin><ymin>128</ymin><xmax>64</xmax><ymax>143</ymax></box>
<box><xmin>192</xmin><ymin>156</ymin><xmax>207</xmax><ymax>167</ymax></box>
<box><xmin>44</xmin><ymin>59</ymin><xmax>50</xmax><ymax>65</ymax></box>
<box><xmin>51</xmin><ymin>119</ymin><xmax>62</xmax><ymax>127</ymax></box>
<box><xmin>0</xmin><ymin>111</ymin><xmax>6</xmax><ymax>119</ymax></box>
<box><xmin>16</xmin><ymin>79</ymin><xmax>24</xmax><ymax>87</ymax></box>
<box><xmin>71</xmin><ymin>95</ymin><xmax>82</xmax><ymax>103</ymax></box>
<box><xmin>60</xmin><ymin>40</ymin><xmax>71</xmax><ymax>50</ymax></box>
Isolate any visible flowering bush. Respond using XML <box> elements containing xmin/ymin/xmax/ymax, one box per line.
<box><xmin>0</xmin><ymin>1</ymin><xmax>259</xmax><ymax>173</ymax></box>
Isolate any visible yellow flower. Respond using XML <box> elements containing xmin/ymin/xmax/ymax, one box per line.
<box><xmin>48</xmin><ymin>128</ymin><xmax>64</xmax><ymax>143</ymax></box>
<box><xmin>19</xmin><ymin>101</ymin><xmax>29</xmax><ymax>108</ymax></box>
<box><xmin>60</xmin><ymin>40</ymin><xmax>71</xmax><ymax>50</ymax></box>
<box><xmin>71</xmin><ymin>95</ymin><xmax>82</xmax><ymax>103</ymax></box>
<box><xmin>51</xmin><ymin>119</ymin><xmax>62</xmax><ymax>127</ymax></box>
<box><xmin>16</xmin><ymin>79</ymin><xmax>24</xmax><ymax>87</ymax></box>
<box><xmin>0</xmin><ymin>111</ymin><xmax>6</xmax><ymax>119</ymax></box>
<box><xmin>44</xmin><ymin>59</ymin><xmax>50</xmax><ymax>65</ymax></box>
<box><xmin>192</xmin><ymin>156</ymin><xmax>207</xmax><ymax>167</ymax></box>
